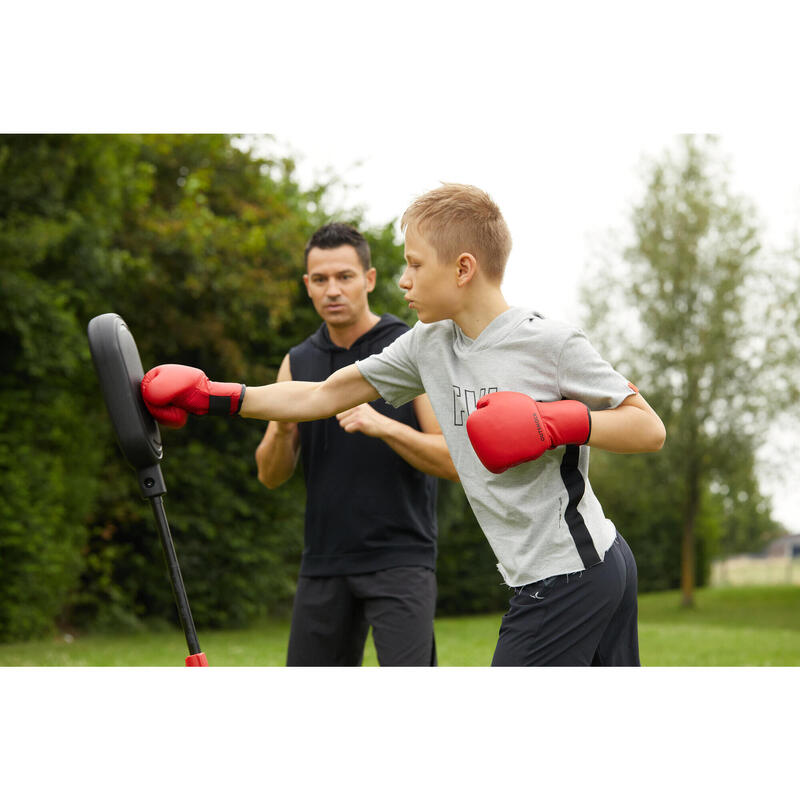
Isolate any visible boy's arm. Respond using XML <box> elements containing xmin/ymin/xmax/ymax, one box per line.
<box><xmin>141</xmin><ymin>362</ymin><xmax>379</xmax><ymax>426</ymax></box>
<box><xmin>254</xmin><ymin>354</ymin><xmax>301</xmax><ymax>489</ymax></box>
<box><xmin>466</xmin><ymin>390</ymin><xmax>665</xmax><ymax>474</ymax></box>
<box><xmin>586</xmin><ymin>392</ymin><xmax>666</xmax><ymax>453</ymax></box>
<box><xmin>335</xmin><ymin>393</ymin><xmax>459</xmax><ymax>482</ymax></box>
<box><xmin>241</xmin><ymin>363</ymin><xmax>379</xmax><ymax>422</ymax></box>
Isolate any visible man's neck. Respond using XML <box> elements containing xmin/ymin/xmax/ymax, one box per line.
<box><xmin>326</xmin><ymin>311</ymin><xmax>382</xmax><ymax>349</ymax></box>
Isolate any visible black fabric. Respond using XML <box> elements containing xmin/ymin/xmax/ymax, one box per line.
<box><xmin>560</xmin><ymin>444</ymin><xmax>602</xmax><ymax>568</ymax></box>
<box><xmin>491</xmin><ymin>532</ymin><xmax>640</xmax><ymax>666</ymax></box>
<box><xmin>207</xmin><ymin>394</ymin><xmax>230</xmax><ymax>415</ymax></box>
<box><xmin>289</xmin><ymin>314</ymin><xmax>438</xmax><ymax>576</ymax></box>
<box><xmin>286</xmin><ymin>566</ymin><xmax>438</xmax><ymax>666</ymax></box>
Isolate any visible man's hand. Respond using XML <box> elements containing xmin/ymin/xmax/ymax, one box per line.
<box><xmin>466</xmin><ymin>391</ymin><xmax>591</xmax><ymax>474</ymax></box>
<box><xmin>141</xmin><ymin>364</ymin><xmax>246</xmax><ymax>429</ymax></box>
<box><xmin>336</xmin><ymin>403</ymin><xmax>392</xmax><ymax>438</ymax></box>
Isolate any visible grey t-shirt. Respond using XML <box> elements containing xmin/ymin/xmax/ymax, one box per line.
<box><xmin>356</xmin><ymin>306</ymin><xmax>635</xmax><ymax>586</ymax></box>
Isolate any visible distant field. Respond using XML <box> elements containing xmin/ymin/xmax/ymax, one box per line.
<box><xmin>710</xmin><ymin>555</ymin><xmax>800</xmax><ymax>587</ymax></box>
<box><xmin>1</xmin><ymin>585</ymin><xmax>798</xmax><ymax>666</ymax></box>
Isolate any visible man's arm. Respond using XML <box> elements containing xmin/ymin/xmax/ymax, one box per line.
<box><xmin>255</xmin><ymin>354</ymin><xmax>301</xmax><ymax>489</ymax></box>
<box><xmin>587</xmin><ymin>392</ymin><xmax>666</xmax><ymax>453</ymax></box>
<box><xmin>335</xmin><ymin>393</ymin><xmax>459</xmax><ymax>482</ymax></box>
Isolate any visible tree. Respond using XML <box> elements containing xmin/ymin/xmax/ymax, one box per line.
<box><xmin>581</xmin><ymin>135</ymin><xmax>797</xmax><ymax>606</ymax></box>
<box><xmin>0</xmin><ymin>134</ymin><xmax>416</xmax><ymax>640</ymax></box>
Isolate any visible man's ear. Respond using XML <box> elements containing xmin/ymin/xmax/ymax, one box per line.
<box><xmin>455</xmin><ymin>253</ymin><xmax>478</xmax><ymax>287</ymax></box>
<box><xmin>365</xmin><ymin>267</ymin><xmax>377</xmax><ymax>293</ymax></box>
<box><xmin>302</xmin><ymin>273</ymin><xmax>311</xmax><ymax>296</ymax></box>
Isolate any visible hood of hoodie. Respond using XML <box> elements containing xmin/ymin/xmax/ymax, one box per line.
<box><xmin>453</xmin><ymin>306</ymin><xmax>544</xmax><ymax>355</ymax></box>
<box><xmin>309</xmin><ymin>313</ymin><xmax>410</xmax><ymax>364</ymax></box>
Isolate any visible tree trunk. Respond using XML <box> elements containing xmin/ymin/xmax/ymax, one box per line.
<box><xmin>680</xmin><ymin>513</ymin><xmax>696</xmax><ymax>607</ymax></box>
<box><xmin>681</xmin><ymin>473</ymin><xmax>701</xmax><ymax>607</ymax></box>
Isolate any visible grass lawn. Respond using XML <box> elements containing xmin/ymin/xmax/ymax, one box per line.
<box><xmin>1</xmin><ymin>584</ymin><xmax>799</xmax><ymax>666</ymax></box>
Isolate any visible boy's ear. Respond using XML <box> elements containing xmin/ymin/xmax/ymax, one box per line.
<box><xmin>455</xmin><ymin>252</ymin><xmax>478</xmax><ymax>287</ymax></box>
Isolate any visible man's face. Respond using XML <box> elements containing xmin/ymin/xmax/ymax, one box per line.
<box><xmin>399</xmin><ymin>226</ymin><xmax>456</xmax><ymax>323</ymax></box>
<box><xmin>304</xmin><ymin>245</ymin><xmax>376</xmax><ymax>328</ymax></box>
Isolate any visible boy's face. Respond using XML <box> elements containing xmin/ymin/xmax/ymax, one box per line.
<box><xmin>400</xmin><ymin>227</ymin><xmax>457</xmax><ymax>323</ymax></box>
<box><xmin>304</xmin><ymin>245</ymin><xmax>376</xmax><ymax>328</ymax></box>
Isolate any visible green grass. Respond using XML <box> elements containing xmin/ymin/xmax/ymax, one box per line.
<box><xmin>2</xmin><ymin>585</ymin><xmax>799</xmax><ymax>666</ymax></box>
<box><xmin>637</xmin><ymin>584</ymin><xmax>800</xmax><ymax>666</ymax></box>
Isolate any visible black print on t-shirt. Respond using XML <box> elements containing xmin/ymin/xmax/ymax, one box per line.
<box><xmin>452</xmin><ymin>385</ymin><xmax>498</xmax><ymax>426</ymax></box>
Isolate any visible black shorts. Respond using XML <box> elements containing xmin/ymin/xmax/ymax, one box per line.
<box><xmin>286</xmin><ymin>565</ymin><xmax>437</xmax><ymax>667</ymax></box>
<box><xmin>491</xmin><ymin>532</ymin><xmax>640</xmax><ymax>667</ymax></box>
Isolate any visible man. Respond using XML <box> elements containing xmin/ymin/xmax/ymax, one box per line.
<box><xmin>254</xmin><ymin>223</ymin><xmax>456</xmax><ymax>666</ymax></box>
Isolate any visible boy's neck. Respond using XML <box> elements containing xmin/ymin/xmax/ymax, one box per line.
<box><xmin>453</xmin><ymin>286</ymin><xmax>510</xmax><ymax>340</ymax></box>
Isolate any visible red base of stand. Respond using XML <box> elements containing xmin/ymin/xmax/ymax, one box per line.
<box><xmin>185</xmin><ymin>652</ymin><xmax>209</xmax><ymax>667</ymax></box>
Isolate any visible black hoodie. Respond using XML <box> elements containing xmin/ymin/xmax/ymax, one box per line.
<box><xmin>289</xmin><ymin>314</ymin><xmax>438</xmax><ymax>576</ymax></box>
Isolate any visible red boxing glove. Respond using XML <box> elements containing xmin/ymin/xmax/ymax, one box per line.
<box><xmin>466</xmin><ymin>392</ymin><xmax>591</xmax><ymax>474</ymax></box>
<box><xmin>141</xmin><ymin>364</ymin><xmax>246</xmax><ymax>429</ymax></box>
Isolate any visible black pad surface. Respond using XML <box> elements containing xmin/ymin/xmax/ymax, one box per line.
<box><xmin>87</xmin><ymin>313</ymin><xmax>163</xmax><ymax>470</ymax></box>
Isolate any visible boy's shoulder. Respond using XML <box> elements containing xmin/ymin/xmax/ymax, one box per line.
<box><xmin>493</xmin><ymin>308</ymin><xmax>582</xmax><ymax>350</ymax></box>
<box><xmin>527</xmin><ymin>313</ymin><xmax>581</xmax><ymax>344</ymax></box>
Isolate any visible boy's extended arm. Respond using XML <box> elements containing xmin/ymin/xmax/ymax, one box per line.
<box><xmin>141</xmin><ymin>362</ymin><xmax>379</xmax><ymax>427</ymax></box>
<box><xmin>241</xmin><ymin>363</ymin><xmax>379</xmax><ymax>422</ymax></box>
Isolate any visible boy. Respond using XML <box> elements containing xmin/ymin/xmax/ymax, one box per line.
<box><xmin>142</xmin><ymin>184</ymin><xmax>666</xmax><ymax>666</ymax></box>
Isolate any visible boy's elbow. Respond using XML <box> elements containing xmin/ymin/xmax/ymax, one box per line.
<box><xmin>649</xmin><ymin>421</ymin><xmax>666</xmax><ymax>452</ymax></box>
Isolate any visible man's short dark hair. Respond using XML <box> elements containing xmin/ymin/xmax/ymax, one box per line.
<box><xmin>304</xmin><ymin>223</ymin><xmax>372</xmax><ymax>272</ymax></box>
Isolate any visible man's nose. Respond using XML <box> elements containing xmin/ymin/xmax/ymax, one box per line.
<box><xmin>398</xmin><ymin>268</ymin><xmax>411</xmax><ymax>289</ymax></box>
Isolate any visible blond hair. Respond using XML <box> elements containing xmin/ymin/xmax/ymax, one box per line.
<box><xmin>400</xmin><ymin>183</ymin><xmax>512</xmax><ymax>281</ymax></box>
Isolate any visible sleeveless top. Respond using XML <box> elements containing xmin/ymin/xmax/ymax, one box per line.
<box><xmin>289</xmin><ymin>314</ymin><xmax>438</xmax><ymax>576</ymax></box>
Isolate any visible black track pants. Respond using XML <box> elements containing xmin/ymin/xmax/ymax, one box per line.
<box><xmin>287</xmin><ymin>566</ymin><xmax>437</xmax><ymax>666</ymax></box>
<box><xmin>491</xmin><ymin>532</ymin><xmax>640</xmax><ymax>667</ymax></box>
